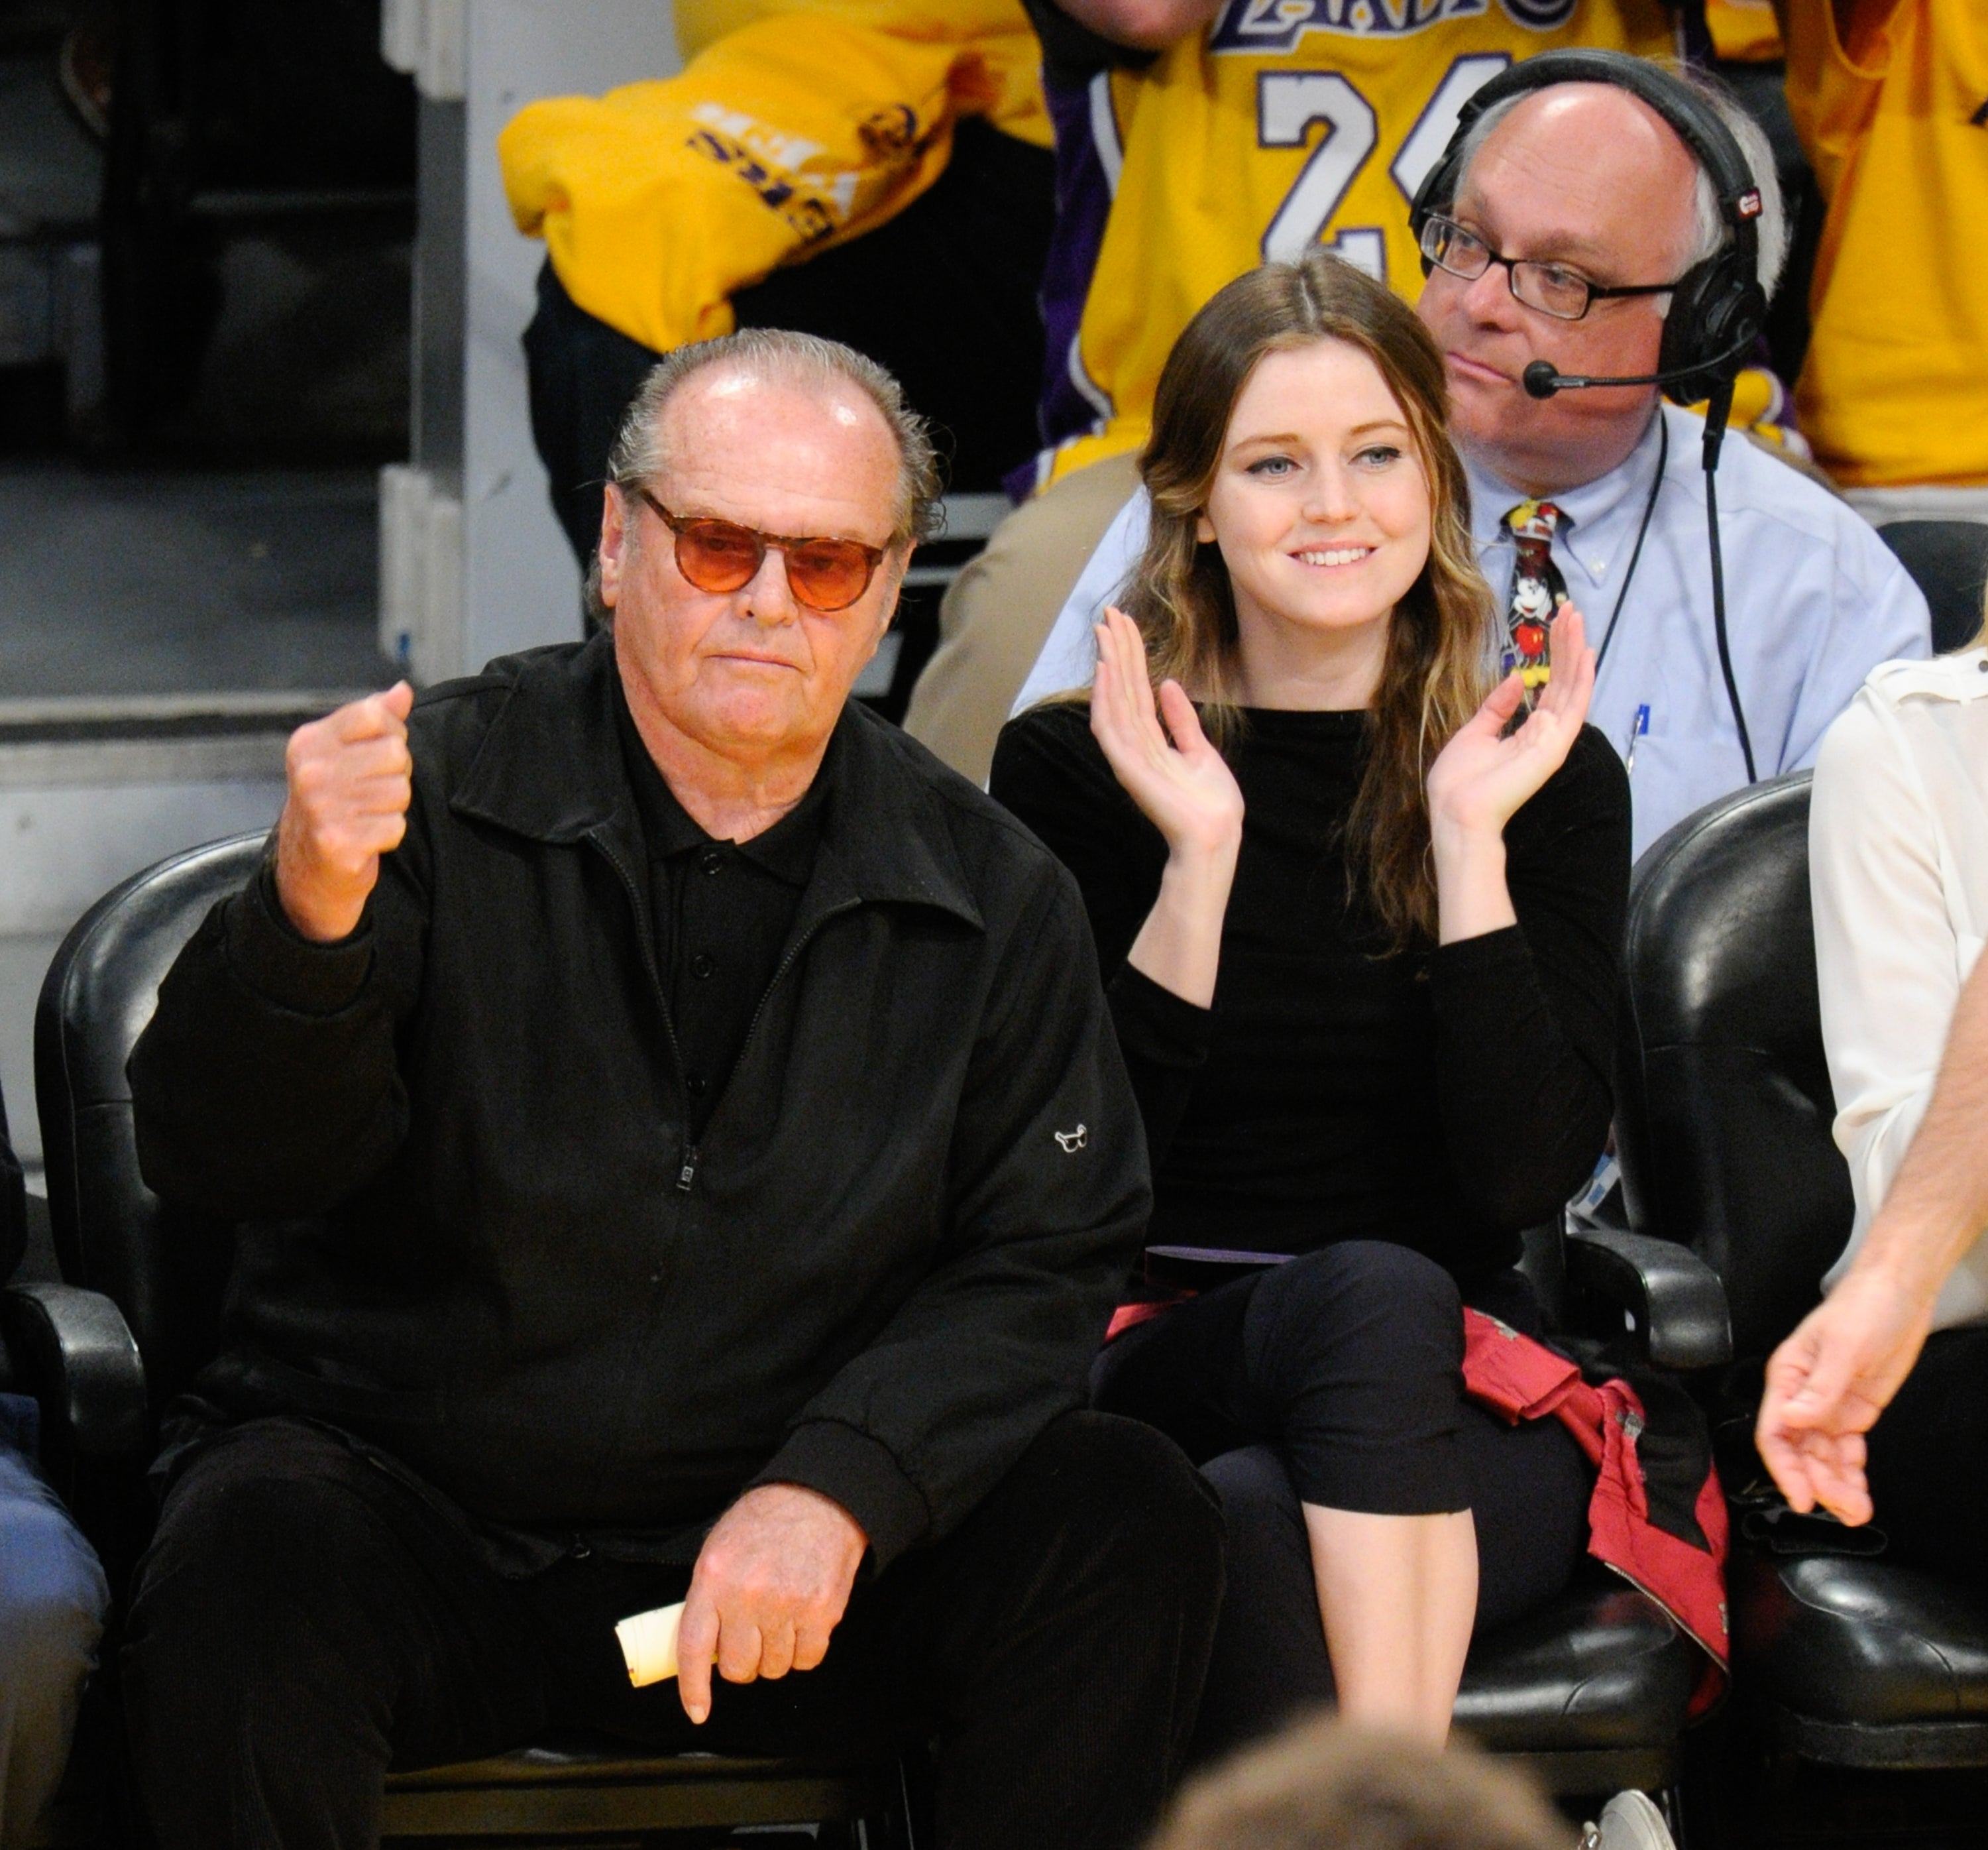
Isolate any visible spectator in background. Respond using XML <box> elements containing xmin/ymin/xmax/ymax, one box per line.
<box><xmin>1147</xmin><ymin>1715</ymin><xmax>1596</xmax><ymax>1850</ymax></box>
<box><xmin>504</xmin><ymin>0</ymin><xmax>1056</xmax><ymax>568</ymax></box>
<box><xmin>0</xmin><ymin>1102</ymin><xmax>109</xmax><ymax>1850</ymax></box>
<box><xmin>1777</xmin><ymin>0</ymin><xmax>1988</xmax><ymax>526</ymax></box>
<box><xmin>1011</xmin><ymin>56</ymin><xmax>1930</xmax><ymax>858</ymax></box>
<box><xmin>905</xmin><ymin>0</ymin><xmax>1764</xmax><ymax>788</ymax></box>
<box><xmin>1757</xmin><ymin>592</ymin><xmax>1988</xmax><ymax>1577</ymax></box>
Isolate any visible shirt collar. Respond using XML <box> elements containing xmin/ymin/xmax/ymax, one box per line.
<box><xmin>1466</xmin><ymin>409</ymin><xmax>1668</xmax><ymax>585</ymax></box>
<box><xmin>449</xmin><ymin>630</ymin><xmax>983</xmax><ymax>929</ymax></box>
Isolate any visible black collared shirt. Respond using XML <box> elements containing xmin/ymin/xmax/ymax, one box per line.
<box><xmin>613</xmin><ymin>684</ymin><xmax>830</xmax><ymax>1139</ymax></box>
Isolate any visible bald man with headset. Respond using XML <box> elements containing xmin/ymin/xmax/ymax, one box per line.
<box><xmin>1002</xmin><ymin>50</ymin><xmax>1933</xmax><ymax>858</ymax></box>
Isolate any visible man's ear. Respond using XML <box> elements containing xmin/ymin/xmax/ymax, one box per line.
<box><xmin>598</xmin><ymin>484</ymin><xmax>630</xmax><ymax>608</ymax></box>
<box><xmin>877</xmin><ymin>543</ymin><xmax>914</xmax><ymax>633</ymax></box>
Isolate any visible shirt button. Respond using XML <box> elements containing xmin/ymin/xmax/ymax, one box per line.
<box><xmin>690</xmin><ymin>952</ymin><xmax>715</xmax><ymax>979</ymax></box>
<box><xmin>685</xmin><ymin>1073</ymin><xmax>708</xmax><ymax>1097</ymax></box>
<box><xmin>699</xmin><ymin>848</ymin><xmax>724</xmax><ymax>876</ymax></box>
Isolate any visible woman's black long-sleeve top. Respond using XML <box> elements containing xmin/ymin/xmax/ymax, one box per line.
<box><xmin>990</xmin><ymin>702</ymin><xmax>1631</xmax><ymax>1284</ymax></box>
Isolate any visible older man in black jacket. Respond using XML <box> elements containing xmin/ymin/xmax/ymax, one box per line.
<box><xmin>122</xmin><ymin>329</ymin><xmax>1221</xmax><ymax>1850</ymax></box>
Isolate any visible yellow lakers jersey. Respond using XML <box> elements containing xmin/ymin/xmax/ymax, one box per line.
<box><xmin>1042</xmin><ymin>0</ymin><xmax>1679</xmax><ymax>487</ymax></box>
<box><xmin>1784</xmin><ymin>0</ymin><xmax>1988</xmax><ymax>488</ymax></box>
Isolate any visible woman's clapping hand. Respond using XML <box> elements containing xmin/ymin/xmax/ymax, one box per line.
<box><xmin>1089</xmin><ymin>607</ymin><xmax>1244</xmax><ymax>864</ymax></box>
<box><xmin>1088</xmin><ymin>606</ymin><xmax>1243</xmax><ymax>1008</ymax></box>
<box><xmin>1428</xmin><ymin>605</ymin><xmax>1596</xmax><ymax>844</ymax></box>
<box><xmin>1425</xmin><ymin>605</ymin><xmax>1596</xmax><ymax>945</ymax></box>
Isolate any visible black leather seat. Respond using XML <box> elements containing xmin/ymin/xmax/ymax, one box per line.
<box><xmin>1616</xmin><ymin>772</ymin><xmax>1988</xmax><ymax>1768</ymax></box>
<box><xmin>1456</xmin><ymin>1571</ymin><xmax>1700</xmax><ymax>1794</ymax></box>
<box><xmin>1879</xmin><ymin>520</ymin><xmax>1988</xmax><ymax>655</ymax></box>
<box><xmin>33</xmin><ymin>833</ymin><xmax>913</xmax><ymax>1845</ymax></box>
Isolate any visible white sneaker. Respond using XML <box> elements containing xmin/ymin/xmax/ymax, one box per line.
<box><xmin>1577</xmin><ymin>1789</ymin><xmax>1677</xmax><ymax>1850</ymax></box>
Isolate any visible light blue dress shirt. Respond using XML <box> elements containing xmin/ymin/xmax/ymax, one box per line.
<box><xmin>1011</xmin><ymin>404</ymin><xmax>1934</xmax><ymax>860</ymax></box>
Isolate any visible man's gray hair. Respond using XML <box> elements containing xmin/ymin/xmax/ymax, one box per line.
<box><xmin>1453</xmin><ymin>64</ymin><xmax>1789</xmax><ymax>304</ymax></box>
<box><xmin>606</xmin><ymin>327</ymin><xmax>946</xmax><ymax>548</ymax></box>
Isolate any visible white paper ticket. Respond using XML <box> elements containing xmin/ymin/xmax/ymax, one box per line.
<box><xmin>615</xmin><ymin>1600</ymin><xmax>686</xmax><ymax>1688</ymax></box>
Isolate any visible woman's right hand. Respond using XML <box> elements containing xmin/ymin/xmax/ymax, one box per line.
<box><xmin>1090</xmin><ymin>607</ymin><xmax>1242</xmax><ymax>1009</ymax></box>
<box><xmin>1089</xmin><ymin>607</ymin><xmax>1244</xmax><ymax>864</ymax></box>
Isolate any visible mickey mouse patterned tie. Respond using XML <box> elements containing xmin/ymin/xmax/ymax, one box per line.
<box><xmin>1502</xmin><ymin>500</ymin><xmax>1572</xmax><ymax>712</ymax></box>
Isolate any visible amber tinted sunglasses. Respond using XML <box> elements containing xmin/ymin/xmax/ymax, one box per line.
<box><xmin>637</xmin><ymin>491</ymin><xmax>887</xmax><ymax>612</ymax></box>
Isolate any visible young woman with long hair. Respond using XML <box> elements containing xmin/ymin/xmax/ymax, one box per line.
<box><xmin>989</xmin><ymin>253</ymin><xmax>1630</xmax><ymax>1753</ymax></box>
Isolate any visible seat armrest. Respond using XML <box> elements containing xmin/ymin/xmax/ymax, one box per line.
<box><xmin>1564</xmin><ymin>1225</ymin><xmax>1733</xmax><ymax>1370</ymax></box>
<box><xmin>0</xmin><ymin>1282</ymin><xmax>148</xmax><ymax>1460</ymax></box>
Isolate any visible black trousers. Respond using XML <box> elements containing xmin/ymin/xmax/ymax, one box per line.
<box><xmin>522</xmin><ymin>117</ymin><xmax>1056</xmax><ymax>566</ymax></box>
<box><xmin>1092</xmin><ymin>1241</ymin><xmax>1594</xmax><ymax>1762</ymax></box>
<box><xmin>122</xmin><ymin>1411</ymin><xmax>1223</xmax><ymax>1850</ymax></box>
<box><xmin>1864</xmin><ymin>1323</ymin><xmax>1988</xmax><ymax>1583</ymax></box>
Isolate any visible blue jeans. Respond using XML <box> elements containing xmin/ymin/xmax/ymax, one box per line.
<box><xmin>0</xmin><ymin>1400</ymin><xmax>109</xmax><ymax>1849</ymax></box>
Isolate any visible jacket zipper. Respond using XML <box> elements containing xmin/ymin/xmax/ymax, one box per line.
<box><xmin>671</xmin><ymin>905</ymin><xmax>856</xmax><ymax>1192</ymax></box>
<box><xmin>590</xmin><ymin>831</ymin><xmax>861</xmax><ymax>1193</ymax></box>
<box><xmin>589</xmin><ymin>831</ymin><xmax>700</xmax><ymax>1187</ymax></box>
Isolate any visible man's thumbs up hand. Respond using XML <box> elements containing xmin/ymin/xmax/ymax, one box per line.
<box><xmin>274</xmin><ymin>683</ymin><xmax>415</xmax><ymax>943</ymax></box>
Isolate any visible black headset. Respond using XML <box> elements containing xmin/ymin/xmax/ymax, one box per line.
<box><xmin>1408</xmin><ymin>48</ymin><xmax>1767</xmax><ymax>410</ymax></box>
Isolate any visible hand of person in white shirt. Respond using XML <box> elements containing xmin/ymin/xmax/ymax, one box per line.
<box><xmin>1425</xmin><ymin>605</ymin><xmax>1596</xmax><ymax>945</ymax></box>
<box><xmin>1755</xmin><ymin>1267</ymin><xmax>1931</xmax><ymax>1527</ymax></box>
<box><xmin>1089</xmin><ymin>606</ymin><xmax>1244</xmax><ymax>1009</ymax></box>
<box><xmin>1759</xmin><ymin>949</ymin><xmax>1988</xmax><ymax>1524</ymax></box>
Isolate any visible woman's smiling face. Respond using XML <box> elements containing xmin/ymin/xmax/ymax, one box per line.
<box><xmin>1197</xmin><ymin>337</ymin><xmax>1433</xmax><ymax>667</ymax></box>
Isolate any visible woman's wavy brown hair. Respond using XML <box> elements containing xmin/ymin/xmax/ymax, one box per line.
<box><xmin>1123</xmin><ymin>250</ymin><xmax>1496</xmax><ymax>948</ymax></box>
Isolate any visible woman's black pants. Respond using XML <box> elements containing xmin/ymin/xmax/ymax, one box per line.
<box><xmin>121</xmin><ymin>1411</ymin><xmax>1222</xmax><ymax>1850</ymax></box>
<box><xmin>1091</xmin><ymin>1240</ymin><xmax>1595</xmax><ymax>1763</ymax></box>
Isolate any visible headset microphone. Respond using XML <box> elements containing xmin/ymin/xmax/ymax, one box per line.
<box><xmin>1523</xmin><ymin>358</ymin><xmax>1670</xmax><ymax>398</ymax></box>
<box><xmin>1520</xmin><ymin>325</ymin><xmax>1761</xmax><ymax>402</ymax></box>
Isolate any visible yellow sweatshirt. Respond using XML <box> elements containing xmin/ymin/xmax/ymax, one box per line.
<box><xmin>500</xmin><ymin>1</ymin><xmax>1048</xmax><ymax>356</ymax></box>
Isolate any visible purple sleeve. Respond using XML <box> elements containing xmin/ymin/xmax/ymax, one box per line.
<box><xmin>1027</xmin><ymin>66</ymin><xmax>1122</xmax><ymax>472</ymax></box>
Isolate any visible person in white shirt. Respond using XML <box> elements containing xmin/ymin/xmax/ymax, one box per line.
<box><xmin>1010</xmin><ymin>67</ymin><xmax>1932</xmax><ymax>858</ymax></box>
<box><xmin>1756</xmin><ymin>617</ymin><xmax>1988</xmax><ymax>1575</ymax></box>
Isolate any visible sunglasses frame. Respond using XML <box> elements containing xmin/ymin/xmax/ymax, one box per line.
<box><xmin>636</xmin><ymin>490</ymin><xmax>889</xmax><ymax>612</ymax></box>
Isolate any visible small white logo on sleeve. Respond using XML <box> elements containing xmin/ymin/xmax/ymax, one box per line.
<box><xmin>1054</xmin><ymin>1124</ymin><xmax>1087</xmax><ymax>1153</ymax></box>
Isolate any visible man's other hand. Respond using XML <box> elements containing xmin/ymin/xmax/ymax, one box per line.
<box><xmin>1756</xmin><ymin>1263</ymin><xmax>1935</xmax><ymax>1527</ymax></box>
<box><xmin>676</xmin><ymin>1483</ymin><xmax>868</xmax><ymax>1725</ymax></box>
<box><xmin>275</xmin><ymin>683</ymin><xmax>415</xmax><ymax>943</ymax></box>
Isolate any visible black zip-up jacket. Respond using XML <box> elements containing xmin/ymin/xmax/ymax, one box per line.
<box><xmin>129</xmin><ymin>635</ymin><xmax>1149</xmax><ymax>1570</ymax></box>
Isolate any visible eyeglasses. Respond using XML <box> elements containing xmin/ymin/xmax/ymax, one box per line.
<box><xmin>637</xmin><ymin>491</ymin><xmax>887</xmax><ymax>612</ymax></box>
<box><xmin>1418</xmin><ymin>213</ymin><xmax>1682</xmax><ymax>323</ymax></box>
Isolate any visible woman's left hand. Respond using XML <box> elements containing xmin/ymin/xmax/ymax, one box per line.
<box><xmin>1427</xmin><ymin>605</ymin><xmax>1596</xmax><ymax>843</ymax></box>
